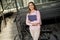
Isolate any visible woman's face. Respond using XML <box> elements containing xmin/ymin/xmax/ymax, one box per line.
<box><xmin>28</xmin><ymin>3</ymin><xmax>34</xmax><ymax>10</ymax></box>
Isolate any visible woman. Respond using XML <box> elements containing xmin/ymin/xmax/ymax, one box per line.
<box><xmin>26</xmin><ymin>2</ymin><xmax>42</xmax><ymax>40</ymax></box>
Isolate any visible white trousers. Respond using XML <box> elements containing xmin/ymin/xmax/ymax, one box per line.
<box><xmin>29</xmin><ymin>26</ymin><xmax>40</xmax><ymax>40</ymax></box>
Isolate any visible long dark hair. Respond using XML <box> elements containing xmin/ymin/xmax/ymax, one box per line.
<box><xmin>28</xmin><ymin>2</ymin><xmax>37</xmax><ymax>13</ymax></box>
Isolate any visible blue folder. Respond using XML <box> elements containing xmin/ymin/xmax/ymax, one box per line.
<box><xmin>28</xmin><ymin>15</ymin><xmax>37</xmax><ymax>21</ymax></box>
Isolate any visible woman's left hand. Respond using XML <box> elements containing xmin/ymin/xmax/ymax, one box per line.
<box><xmin>32</xmin><ymin>23</ymin><xmax>39</xmax><ymax>26</ymax></box>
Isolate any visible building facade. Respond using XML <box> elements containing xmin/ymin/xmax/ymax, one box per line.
<box><xmin>0</xmin><ymin>0</ymin><xmax>56</xmax><ymax>11</ymax></box>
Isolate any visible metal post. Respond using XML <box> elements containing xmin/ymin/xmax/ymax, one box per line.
<box><xmin>14</xmin><ymin>0</ymin><xmax>22</xmax><ymax>40</ymax></box>
<box><xmin>15</xmin><ymin>0</ymin><xmax>19</xmax><ymax>12</ymax></box>
<box><xmin>0</xmin><ymin>0</ymin><xmax>4</xmax><ymax>20</ymax></box>
<box><xmin>0</xmin><ymin>0</ymin><xmax>6</xmax><ymax>25</ymax></box>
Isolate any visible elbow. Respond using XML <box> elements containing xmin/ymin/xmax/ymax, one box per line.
<box><xmin>40</xmin><ymin>20</ymin><xmax>42</xmax><ymax>25</ymax></box>
<box><xmin>26</xmin><ymin>22</ymin><xmax>28</xmax><ymax>25</ymax></box>
<box><xmin>40</xmin><ymin>23</ymin><xmax>42</xmax><ymax>26</ymax></box>
<box><xmin>26</xmin><ymin>19</ymin><xmax>31</xmax><ymax>25</ymax></box>
<box><xmin>26</xmin><ymin>22</ymin><xmax>29</xmax><ymax>26</ymax></box>
<box><xmin>37</xmin><ymin>21</ymin><xmax>42</xmax><ymax>26</ymax></box>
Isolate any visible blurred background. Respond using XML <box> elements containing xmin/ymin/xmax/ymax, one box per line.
<box><xmin>0</xmin><ymin>0</ymin><xmax>60</xmax><ymax>40</ymax></box>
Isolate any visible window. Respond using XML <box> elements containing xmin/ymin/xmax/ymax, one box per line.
<box><xmin>42</xmin><ymin>0</ymin><xmax>47</xmax><ymax>3</ymax></box>
<box><xmin>34</xmin><ymin>0</ymin><xmax>48</xmax><ymax>4</ymax></box>
<box><xmin>0</xmin><ymin>0</ymin><xmax>24</xmax><ymax>11</ymax></box>
<box><xmin>34</xmin><ymin>0</ymin><xmax>56</xmax><ymax>4</ymax></box>
<box><xmin>1</xmin><ymin>0</ymin><xmax>16</xmax><ymax>10</ymax></box>
<box><xmin>34</xmin><ymin>0</ymin><xmax>40</xmax><ymax>4</ymax></box>
<box><xmin>18</xmin><ymin>0</ymin><xmax>24</xmax><ymax>7</ymax></box>
<box><xmin>48</xmin><ymin>0</ymin><xmax>56</xmax><ymax>1</ymax></box>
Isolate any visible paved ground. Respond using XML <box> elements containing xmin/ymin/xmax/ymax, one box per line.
<box><xmin>0</xmin><ymin>18</ymin><xmax>60</xmax><ymax>40</ymax></box>
<box><xmin>0</xmin><ymin>18</ymin><xmax>18</xmax><ymax>40</ymax></box>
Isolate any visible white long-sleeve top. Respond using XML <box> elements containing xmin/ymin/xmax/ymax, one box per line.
<box><xmin>26</xmin><ymin>10</ymin><xmax>42</xmax><ymax>29</ymax></box>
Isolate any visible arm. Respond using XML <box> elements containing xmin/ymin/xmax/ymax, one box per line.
<box><xmin>26</xmin><ymin>14</ymin><xmax>32</xmax><ymax>26</ymax></box>
<box><xmin>33</xmin><ymin>10</ymin><xmax>42</xmax><ymax>25</ymax></box>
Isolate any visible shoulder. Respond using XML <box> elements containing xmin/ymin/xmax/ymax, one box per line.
<box><xmin>36</xmin><ymin>10</ymin><xmax>40</xmax><ymax>12</ymax></box>
<box><xmin>36</xmin><ymin>10</ymin><xmax>40</xmax><ymax>14</ymax></box>
<box><xmin>26</xmin><ymin>13</ymin><xmax>29</xmax><ymax>16</ymax></box>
